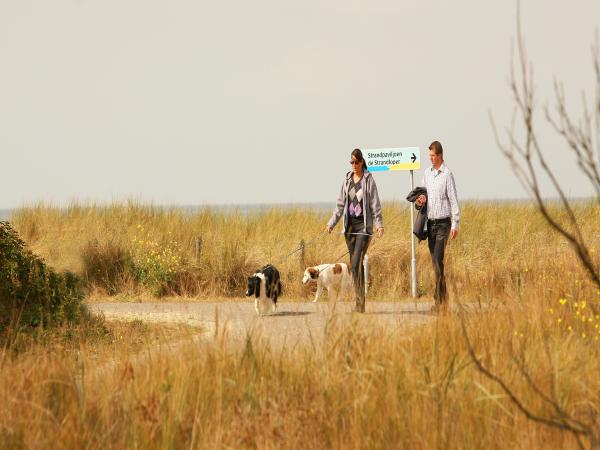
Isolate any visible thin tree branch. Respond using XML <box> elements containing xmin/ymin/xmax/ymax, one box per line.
<box><xmin>461</xmin><ymin>319</ymin><xmax>589</xmax><ymax>437</ymax></box>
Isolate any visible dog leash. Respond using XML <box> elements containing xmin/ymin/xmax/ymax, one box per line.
<box><xmin>263</xmin><ymin>209</ymin><xmax>406</xmax><ymax>268</ymax></box>
<box><xmin>330</xmin><ymin>210</ymin><xmax>408</xmax><ymax>263</ymax></box>
<box><xmin>267</xmin><ymin>230</ymin><xmax>329</xmax><ymax>266</ymax></box>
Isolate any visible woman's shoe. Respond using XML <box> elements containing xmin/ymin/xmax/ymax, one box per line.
<box><xmin>430</xmin><ymin>303</ymin><xmax>448</xmax><ymax>314</ymax></box>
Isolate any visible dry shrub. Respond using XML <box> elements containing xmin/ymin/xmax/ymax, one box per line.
<box><xmin>81</xmin><ymin>239</ymin><xmax>133</xmax><ymax>296</ymax></box>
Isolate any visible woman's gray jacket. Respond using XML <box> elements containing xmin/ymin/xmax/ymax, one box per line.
<box><xmin>327</xmin><ymin>170</ymin><xmax>384</xmax><ymax>235</ymax></box>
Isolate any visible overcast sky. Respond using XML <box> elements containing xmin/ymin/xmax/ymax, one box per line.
<box><xmin>1</xmin><ymin>0</ymin><xmax>599</xmax><ymax>208</ymax></box>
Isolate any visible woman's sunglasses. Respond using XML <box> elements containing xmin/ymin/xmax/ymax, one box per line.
<box><xmin>350</xmin><ymin>160</ymin><xmax>361</xmax><ymax>165</ymax></box>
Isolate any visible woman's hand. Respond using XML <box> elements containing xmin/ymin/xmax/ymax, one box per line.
<box><xmin>326</xmin><ymin>226</ymin><xmax>333</xmax><ymax>234</ymax></box>
<box><xmin>377</xmin><ymin>227</ymin><xmax>384</xmax><ymax>237</ymax></box>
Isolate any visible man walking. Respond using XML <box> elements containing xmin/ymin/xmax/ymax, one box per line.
<box><xmin>416</xmin><ymin>141</ymin><xmax>460</xmax><ymax>311</ymax></box>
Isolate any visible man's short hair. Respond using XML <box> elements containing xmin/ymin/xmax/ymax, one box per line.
<box><xmin>429</xmin><ymin>141</ymin><xmax>443</xmax><ymax>155</ymax></box>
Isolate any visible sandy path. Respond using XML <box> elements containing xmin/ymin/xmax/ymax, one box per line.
<box><xmin>88</xmin><ymin>300</ymin><xmax>437</xmax><ymax>348</ymax></box>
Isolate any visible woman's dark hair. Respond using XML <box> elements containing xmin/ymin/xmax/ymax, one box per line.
<box><xmin>351</xmin><ymin>148</ymin><xmax>368</xmax><ymax>170</ymax></box>
<box><xmin>428</xmin><ymin>141</ymin><xmax>443</xmax><ymax>155</ymax></box>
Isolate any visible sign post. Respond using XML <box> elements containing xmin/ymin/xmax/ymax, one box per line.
<box><xmin>364</xmin><ymin>147</ymin><xmax>420</xmax><ymax>299</ymax></box>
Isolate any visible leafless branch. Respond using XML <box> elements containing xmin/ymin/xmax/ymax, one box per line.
<box><xmin>510</xmin><ymin>349</ymin><xmax>587</xmax><ymax>431</ymax></box>
<box><xmin>490</xmin><ymin>1</ymin><xmax>600</xmax><ymax>289</ymax></box>
<box><xmin>461</xmin><ymin>319</ymin><xmax>591</xmax><ymax>449</ymax></box>
<box><xmin>480</xmin><ymin>3</ymin><xmax>600</xmax><ymax>447</ymax></box>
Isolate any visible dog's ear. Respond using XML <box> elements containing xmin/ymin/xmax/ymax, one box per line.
<box><xmin>255</xmin><ymin>278</ymin><xmax>260</xmax><ymax>298</ymax></box>
<box><xmin>309</xmin><ymin>268</ymin><xmax>319</xmax><ymax>279</ymax></box>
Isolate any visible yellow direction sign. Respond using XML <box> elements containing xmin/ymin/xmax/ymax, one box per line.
<box><xmin>364</xmin><ymin>147</ymin><xmax>420</xmax><ymax>172</ymax></box>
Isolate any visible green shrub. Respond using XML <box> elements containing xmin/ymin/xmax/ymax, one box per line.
<box><xmin>0</xmin><ymin>221</ymin><xmax>87</xmax><ymax>333</ymax></box>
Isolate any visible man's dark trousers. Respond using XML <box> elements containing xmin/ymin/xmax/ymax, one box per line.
<box><xmin>427</xmin><ymin>219</ymin><xmax>450</xmax><ymax>304</ymax></box>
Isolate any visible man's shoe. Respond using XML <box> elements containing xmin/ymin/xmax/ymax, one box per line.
<box><xmin>353</xmin><ymin>303</ymin><xmax>365</xmax><ymax>313</ymax></box>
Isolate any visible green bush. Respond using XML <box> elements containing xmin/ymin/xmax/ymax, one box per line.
<box><xmin>0</xmin><ymin>221</ymin><xmax>87</xmax><ymax>332</ymax></box>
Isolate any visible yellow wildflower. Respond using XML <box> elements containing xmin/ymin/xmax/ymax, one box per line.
<box><xmin>559</xmin><ymin>298</ymin><xmax>567</xmax><ymax>305</ymax></box>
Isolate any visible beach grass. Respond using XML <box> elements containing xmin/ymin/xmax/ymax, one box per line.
<box><xmin>1</xmin><ymin>295</ymin><xmax>599</xmax><ymax>449</ymax></box>
<box><xmin>1</xmin><ymin>201</ymin><xmax>600</xmax><ymax>448</ymax></box>
<box><xmin>7</xmin><ymin>200</ymin><xmax>600</xmax><ymax>303</ymax></box>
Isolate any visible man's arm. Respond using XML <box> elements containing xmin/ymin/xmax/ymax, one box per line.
<box><xmin>447</xmin><ymin>172</ymin><xmax>460</xmax><ymax>239</ymax></box>
<box><xmin>416</xmin><ymin>171</ymin><xmax>427</xmax><ymax>207</ymax></box>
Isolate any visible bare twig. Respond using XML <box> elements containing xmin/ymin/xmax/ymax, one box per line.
<box><xmin>482</xmin><ymin>3</ymin><xmax>600</xmax><ymax>447</ymax></box>
<box><xmin>461</xmin><ymin>319</ymin><xmax>590</xmax><ymax>445</ymax></box>
<box><xmin>491</xmin><ymin>2</ymin><xmax>600</xmax><ymax>289</ymax></box>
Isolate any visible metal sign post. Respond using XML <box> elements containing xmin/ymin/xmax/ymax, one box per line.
<box><xmin>364</xmin><ymin>147</ymin><xmax>421</xmax><ymax>299</ymax></box>
<box><xmin>409</xmin><ymin>170</ymin><xmax>417</xmax><ymax>298</ymax></box>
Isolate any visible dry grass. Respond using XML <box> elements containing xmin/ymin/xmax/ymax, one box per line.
<box><xmin>1</xmin><ymin>296</ymin><xmax>599</xmax><ymax>449</ymax></box>
<box><xmin>8</xmin><ymin>201</ymin><xmax>600</xmax><ymax>302</ymax></box>
<box><xmin>2</xmin><ymin>201</ymin><xmax>599</xmax><ymax>448</ymax></box>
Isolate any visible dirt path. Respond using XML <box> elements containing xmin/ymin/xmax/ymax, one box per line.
<box><xmin>88</xmin><ymin>300</ymin><xmax>437</xmax><ymax>349</ymax></box>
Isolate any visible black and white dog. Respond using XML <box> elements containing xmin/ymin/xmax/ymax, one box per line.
<box><xmin>245</xmin><ymin>264</ymin><xmax>282</xmax><ymax>316</ymax></box>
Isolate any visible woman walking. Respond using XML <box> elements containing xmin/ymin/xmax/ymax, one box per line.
<box><xmin>326</xmin><ymin>149</ymin><xmax>384</xmax><ymax>312</ymax></box>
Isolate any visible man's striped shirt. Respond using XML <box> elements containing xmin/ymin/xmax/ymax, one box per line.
<box><xmin>422</xmin><ymin>163</ymin><xmax>460</xmax><ymax>230</ymax></box>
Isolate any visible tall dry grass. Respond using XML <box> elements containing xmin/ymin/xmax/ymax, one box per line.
<box><xmin>1</xmin><ymin>294</ymin><xmax>599</xmax><ymax>449</ymax></box>
<box><xmin>2</xmin><ymin>201</ymin><xmax>600</xmax><ymax>448</ymax></box>
<box><xmin>9</xmin><ymin>201</ymin><xmax>600</xmax><ymax>302</ymax></box>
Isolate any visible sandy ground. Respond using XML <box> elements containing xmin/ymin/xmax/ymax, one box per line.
<box><xmin>88</xmin><ymin>300</ymin><xmax>440</xmax><ymax>349</ymax></box>
<box><xmin>86</xmin><ymin>300</ymin><xmax>480</xmax><ymax>380</ymax></box>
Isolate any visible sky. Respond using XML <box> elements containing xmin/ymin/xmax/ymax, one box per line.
<box><xmin>1</xmin><ymin>0</ymin><xmax>599</xmax><ymax>208</ymax></box>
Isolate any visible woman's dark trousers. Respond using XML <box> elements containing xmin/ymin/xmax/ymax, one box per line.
<box><xmin>427</xmin><ymin>220</ymin><xmax>450</xmax><ymax>304</ymax></box>
<box><xmin>345</xmin><ymin>219</ymin><xmax>371</xmax><ymax>312</ymax></box>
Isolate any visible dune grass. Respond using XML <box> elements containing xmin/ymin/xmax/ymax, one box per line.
<box><xmin>8</xmin><ymin>200</ymin><xmax>600</xmax><ymax>303</ymax></box>
<box><xmin>1</xmin><ymin>295</ymin><xmax>599</xmax><ymax>449</ymax></box>
<box><xmin>1</xmin><ymin>201</ymin><xmax>600</xmax><ymax>448</ymax></box>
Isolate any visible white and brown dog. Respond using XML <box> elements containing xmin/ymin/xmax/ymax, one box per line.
<box><xmin>302</xmin><ymin>263</ymin><xmax>353</xmax><ymax>303</ymax></box>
